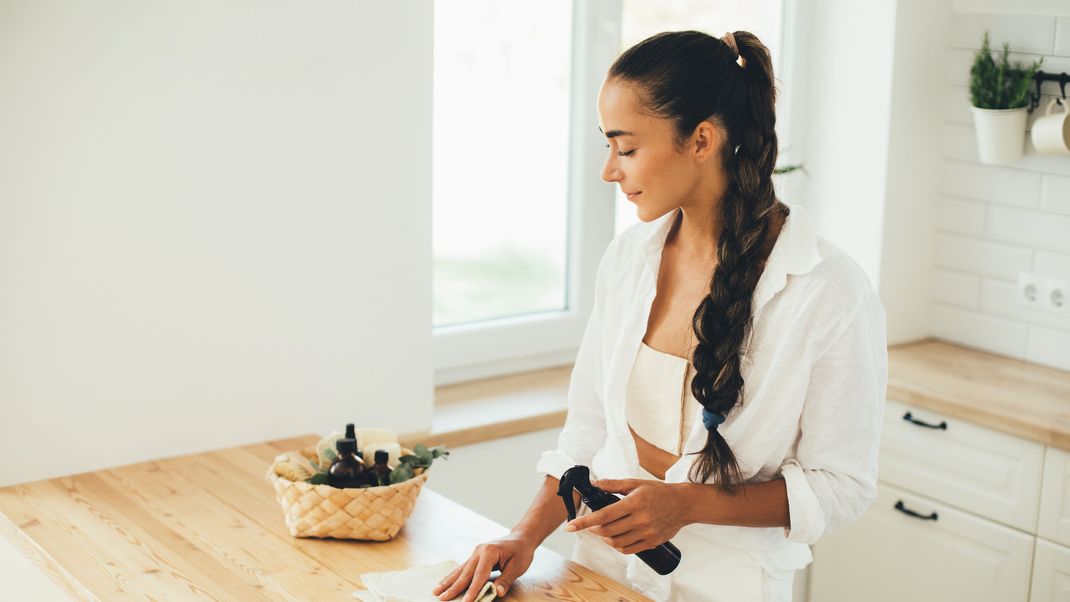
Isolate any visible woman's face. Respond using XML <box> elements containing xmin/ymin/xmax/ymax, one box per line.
<box><xmin>596</xmin><ymin>77</ymin><xmax>728</xmax><ymax>222</ymax></box>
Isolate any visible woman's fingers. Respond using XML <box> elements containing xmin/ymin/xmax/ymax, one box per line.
<box><xmin>591</xmin><ymin>515</ymin><xmax>632</xmax><ymax>538</ymax></box>
<box><xmin>435</xmin><ymin>559</ymin><xmax>473</xmax><ymax>599</ymax></box>
<box><xmin>463</xmin><ymin>553</ymin><xmax>497</xmax><ymax>602</ymax></box>
<box><xmin>431</xmin><ymin>565</ymin><xmax>461</xmax><ymax>595</ymax></box>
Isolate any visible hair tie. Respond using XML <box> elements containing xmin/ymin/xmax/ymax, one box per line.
<box><xmin>721</xmin><ymin>32</ymin><xmax>744</xmax><ymax>68</ymax></box>
<box><xmin>702</xmin><ymin>408</ymin><xmax>727</xmax><ymax>432</ymax></box>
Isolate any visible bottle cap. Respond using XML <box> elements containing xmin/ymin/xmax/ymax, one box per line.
<box><xmin>345</xmin><ymin>423</ymin><xmax>356</xmax><ymax>439</ymax></box>
<box><xmin>375</xmin><ymin>449</ymin><xmax>389</xmax><ymax>464</ymax></box>
<box><xmin>336</xmin><ymin>438</ymin><xmax>356</xmax><ymax>454</ymax></box>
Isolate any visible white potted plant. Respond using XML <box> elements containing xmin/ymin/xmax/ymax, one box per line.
<box><xmin>969</xmin><ymin>31</ymin><xmax>1043</xmax><ymax>164</ymax></box>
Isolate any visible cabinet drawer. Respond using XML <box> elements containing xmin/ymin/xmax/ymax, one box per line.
<box><xmin>811</xmin><ymin>481</ymin><xmax>1034</xmax><ymax>602</ymax></box>
<box><xmin>1031</xmin><ymin>538</ymin><xmax>1070</xmax><ymax>602</ymax></box>
<box><xmin>1039</xmin><ymin>447</ymin><xmax>1070</xmax><ymax>548</ymax></box>
<box><xmin>880</xmin><ymin>399</ymin><xmax>1044</xmax><ymax>532</ymax></box>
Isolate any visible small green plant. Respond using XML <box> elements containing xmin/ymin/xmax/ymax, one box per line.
<box><xmin>969</xmin><ymin>31</ymin><xmax>1043</xmax><ymax>110</ymax></box>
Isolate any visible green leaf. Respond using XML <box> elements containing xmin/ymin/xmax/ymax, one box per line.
<box><xmin>390</xmin><ymin>463</ymin><xmax>414</xmax><ymax>484</ymax></box>
<box><xmin>309</xmin><ymin>472</ymin><xmax>328</xmax><ymax>485</ymax></box>
<box><xmin>969</xmin><ymin>30</ymin><xmax>1043</xmax><ymax>109</ymax></box>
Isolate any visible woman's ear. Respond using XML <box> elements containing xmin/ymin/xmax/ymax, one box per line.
<box><xmin>690</xmin><ymin>120</ymin><xmax>727</xmax><ymax>163</ymax></box>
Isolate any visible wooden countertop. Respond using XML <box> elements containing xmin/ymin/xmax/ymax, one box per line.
<box><xmin>0</xmin><ymin>435</ymin><xmax>651</xmax><ymax>601</ymax></box>
<box><xmin>888</xmin><ymin>338</ymin><xmax>1070</xmax><ymax>451</ymax></box>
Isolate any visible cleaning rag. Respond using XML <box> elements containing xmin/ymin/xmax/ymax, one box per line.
<box><xmin>352</xmin><ymin>560</ymin><xmax>497</xmax><ymax>602</ymax></box>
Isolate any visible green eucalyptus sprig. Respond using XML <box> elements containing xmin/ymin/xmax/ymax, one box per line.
<box><xmin>970</xmin><ymin>30</ymin><xmax>1043</xmax><ymax>110</ymax></box>
<box><xmin>389</xmin><ymin>444</ymin><xmax>450</xmax><ymax>484</ymax></box>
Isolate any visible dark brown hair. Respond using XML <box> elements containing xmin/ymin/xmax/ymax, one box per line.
<box><xmin>608</xmin><ymin>30</ymin><xmax>787</xmax><ymax>494</ymax></box>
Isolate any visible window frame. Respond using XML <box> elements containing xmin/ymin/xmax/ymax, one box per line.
<box><xmin>433</xmin><ymin>1</ymin><xmax>621</xmax><ymax>387</ymax></box>
<box><xmin>432</xmin><ymin>0</ymin><xmax>802</xmax><ymax>386</ymax></box>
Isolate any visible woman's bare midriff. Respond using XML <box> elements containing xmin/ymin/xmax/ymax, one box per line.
<box><xmin>629</xmin><ymin>423</ymin><xmax>681</xmax><ymax>480</ymax></box>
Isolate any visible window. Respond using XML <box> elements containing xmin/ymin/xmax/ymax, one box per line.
<box><xmin>432</xmin><ymin>1</ymin><xmax>574</xmax><ymax>329</ymax></box>
<box><xmin>433</xmin><ymin>1</ymin><xmax>792</xmax><ymax>386</ymax></box>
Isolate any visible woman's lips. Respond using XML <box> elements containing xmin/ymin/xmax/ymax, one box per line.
<box><xmin>626</xmin><ymin>191</ymin><xmax>641</xmax><ymax>200</ymax></box>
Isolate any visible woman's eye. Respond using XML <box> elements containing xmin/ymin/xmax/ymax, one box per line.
<box><xmin>603</xmin><ymin>144</ymin><xmax>634</xmax><ymax>157</ymax></box>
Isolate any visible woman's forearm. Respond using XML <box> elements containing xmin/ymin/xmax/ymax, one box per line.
<box><xmin>679</xmin><ymin>477</ymin><xmax>791</xmax><ymax>529</ymax></box>
<box><xmin>510</xmin><ymin>476</ymin><xmax>582</xmax><ymax>545</ymax></box>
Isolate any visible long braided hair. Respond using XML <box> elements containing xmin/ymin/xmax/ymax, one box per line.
<box><xmin>608</xmin><ymin>30</ymin><xmax>787</xmax><ymax>495</ymax></box>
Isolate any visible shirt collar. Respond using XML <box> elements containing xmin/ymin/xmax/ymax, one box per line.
<box><xmin>638</xmin><ymin>203</ymin><xmax>822</xmax><ymax>315</ymax></box>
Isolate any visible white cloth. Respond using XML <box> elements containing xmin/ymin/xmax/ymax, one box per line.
<box><xmin>626</xmin><ymin>340</ymin><xmax>702</xmax><ymax>455</ymax></box>
<box><xmin>536</xmin><ymin>203</ymin><xmax>887</xmax><ymax>601</ymax></box>
<box><xmin>352</xmin><ymin>560</ymin><xmax>496</xmax><ymax>602</ymax></box>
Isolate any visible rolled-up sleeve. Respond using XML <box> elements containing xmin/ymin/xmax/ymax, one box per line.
<box><xmin>534</xmin><ymin>240</ymin><xmax>616</xmax><ymax>481</ymax></box>
<box><xmin>779</xmin><ymin>291</ymin><xmax>888</xmax><ymax>545</ymax></box>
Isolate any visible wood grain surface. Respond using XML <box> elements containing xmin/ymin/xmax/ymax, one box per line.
<box><xmin>888</xmin><ymin>338</ymin><xmax>1070</xmax><ymax>450</ymax></box>
<box><xmin>0</xmin><ymin>435</ymin><xmax>651</xmax><ymax>601</ymax></box>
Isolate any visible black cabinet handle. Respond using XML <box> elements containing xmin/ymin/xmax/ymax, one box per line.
<box><xmin>894</xmin><ymin>500</ymin><xmax>938</xmax><ymax>521</ymax></box>
<box><xmin>902</xmin><ymin>411</ymin><xmax>947</xmax><ymax>430</ymax></box>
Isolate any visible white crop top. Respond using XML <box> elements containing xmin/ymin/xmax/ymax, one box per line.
<box><xmin>625</xmin><ymin>340</ymin><xmax>703</xmax><ymax>456</ymax></box>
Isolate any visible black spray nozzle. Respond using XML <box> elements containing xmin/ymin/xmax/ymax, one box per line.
<box><xmin>557</xmin><ymin>465</ymin><xmax>610</xmax><ymax>521</ymax></box>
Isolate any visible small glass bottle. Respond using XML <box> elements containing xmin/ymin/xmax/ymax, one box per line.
<box><xmin>366</xmin><ymin>449</ymin><xmax>393</xmax><ymax>487</ymax></box>
<box><xmin>344</xmin><ymin>423</ymin><xmax>364</xmax><ymax>467</ymax></box>
<box><xmin>328</xmin><ymin>438</ymin><xmax>366</xmax><ymax>488</ymax></box>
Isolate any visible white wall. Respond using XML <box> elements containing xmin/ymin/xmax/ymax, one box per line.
<box><xmin>0</xmin><ymin>0</ymin><xmax>434</xmax><ymax>486</ymax></box>
<box><xmin>933</xmin><ymin>11</ymin><xmax>1070</xmax><ymax>370</ymax></box>
<box><xmin>794</xmin><ymin>0</ymin><xmax>897</xmax><ymax>294</ymax></box>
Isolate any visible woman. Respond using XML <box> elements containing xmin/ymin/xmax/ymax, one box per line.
<box><xmin>432</xmin><ymin>30</ymin><xmax>887</xmax><ymax>602</ymax></box>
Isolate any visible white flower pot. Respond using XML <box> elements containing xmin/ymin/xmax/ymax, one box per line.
<box><xmin>970</xmin><ymin>105</ymin><xmax>1028</xmax><ymax>164</ymax></box>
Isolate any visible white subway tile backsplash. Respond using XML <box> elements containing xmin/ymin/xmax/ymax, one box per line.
<box><xmin>1041</xmin><ymin>175</ymin><xmax>1070</xmax><ymax>214</ymax></box>
<box><xmin>1027</xmin><ymin>326</ymin><xmax>1070</xmax><ymax>370</ymax></box>
<box><xmin>937</xmin><ymin>196</ymin><xmax>987</xmax><ymax>235</ymax></box>
<box><xmin>935</xmin><ymin>7</ymin><xmax>1070</xmax><ymax>369</ymax></box>
<box><xmin>934</xmin><ymin>232</ymin><xmax>1033</xmax><ymax>279</ymax></box>
<box><xmin>941</xmin><ymin>160</ymin><xmax>1043</xmax><ymax>206</ymax></box>
<box><xmin>930</xmin><ymin>303</ymin><xmax>1028</xmax><ymax>358</ymax></box>
<box><xmin>1036</xmin><ymin>251</ymin><xmax>1070</xmax><ymax>279</ymax></box>
<box><xmin>931</xmin><ymin>268</ymin><xmax>982</xmax><ymax>306</ymax></box>
<box><xmin>1057</xmin><ymin>18</ymin><xmax>1070</xmax><ymax>56</ymax></box>
<box><xmin>980</xmin><ymin>277</ymin><xmax>1070</xmax><ymax>332</ymax></box>
<box><xmin>987</xmin><ymin>204</ymin><xmax>1070</xmax><ymax>253</ymax></box>
<box><xmin>950</xmin><ymin>13</ymin><xmax>1056</xmax><ymax>55</ymax></box>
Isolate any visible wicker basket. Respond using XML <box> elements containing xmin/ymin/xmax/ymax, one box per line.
<box><xmin>266</xmin><ymin>445</ymin><xmax>431</xmax><ymax>541</ymax></box>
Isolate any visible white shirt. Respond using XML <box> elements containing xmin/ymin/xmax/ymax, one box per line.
<box><xmin>535</xmin><ymin>203</ymin><xmax>888</xmax><ymax>591</ymax></box>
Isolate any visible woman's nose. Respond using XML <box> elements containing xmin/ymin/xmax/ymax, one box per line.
<box><xmin>601</xmin><ymin>155</ymin><xmax>622</xmax><ymax>183</ymax></box>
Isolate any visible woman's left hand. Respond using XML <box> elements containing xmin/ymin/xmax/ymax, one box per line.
<box><xmin>564</xmin><ymin>478</ymin><xmax>691</xmax><ymax>555</ymax></box>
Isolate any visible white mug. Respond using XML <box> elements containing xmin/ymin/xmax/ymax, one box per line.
<box><xmin>1031</xmin><ymin>98</ymin><xmax>1070</xmax><ymax>155</ymax></box>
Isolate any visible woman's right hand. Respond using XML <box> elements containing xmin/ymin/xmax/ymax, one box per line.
<box><xmin>431</xmin><ymin>532</ymin><xmax>537</xmax><ymax>601</ymax></box>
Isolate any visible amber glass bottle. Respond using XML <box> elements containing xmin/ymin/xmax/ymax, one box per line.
<box><xmin>328</xmin><ymin>438</ymin><xmax>366</xmax><ymax>488</ymax></box>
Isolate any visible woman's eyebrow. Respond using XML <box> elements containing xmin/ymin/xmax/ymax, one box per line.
<box><xmin>597</xmin><ymin>126</ymin><xmax>635</xmax><ymax>138</ymax></box>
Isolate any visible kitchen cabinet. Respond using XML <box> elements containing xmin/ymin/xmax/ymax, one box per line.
<box><xmin>1030</xmin><ymin>538</ymin><xmax>1070</xmax><ymax>601</ymax></box>
<box><xmin>811</xmin><ymin>480</ymin><xmax>1034</xmax><ymax>601</ymax></box>
<box><xmin>810</xmin><ymin>400</ymin><xmax>1042</xmax><ymax>601</ymax></box>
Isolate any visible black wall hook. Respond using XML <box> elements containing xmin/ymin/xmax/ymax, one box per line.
<box><xmin>1030</xmin><ymin>71</ymin><xmax>1070</xmax><ymax>111</ymax></box>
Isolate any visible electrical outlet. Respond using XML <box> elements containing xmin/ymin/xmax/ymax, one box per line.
<box><xmin>1017</xmin><ymin>273</ymin><xmax>1040</xmax><ymax>309</ymax></box>
<box><xmin>1044</xmin><ymin>278</ymin><xmax>1070</xmax><ymax>316</ymax></box>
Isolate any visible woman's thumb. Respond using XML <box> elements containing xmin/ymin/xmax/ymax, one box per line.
<box><xmin>494</xmin><ymin>564</ymin><xmax>521</xmax><ymax>597</ymax></box>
